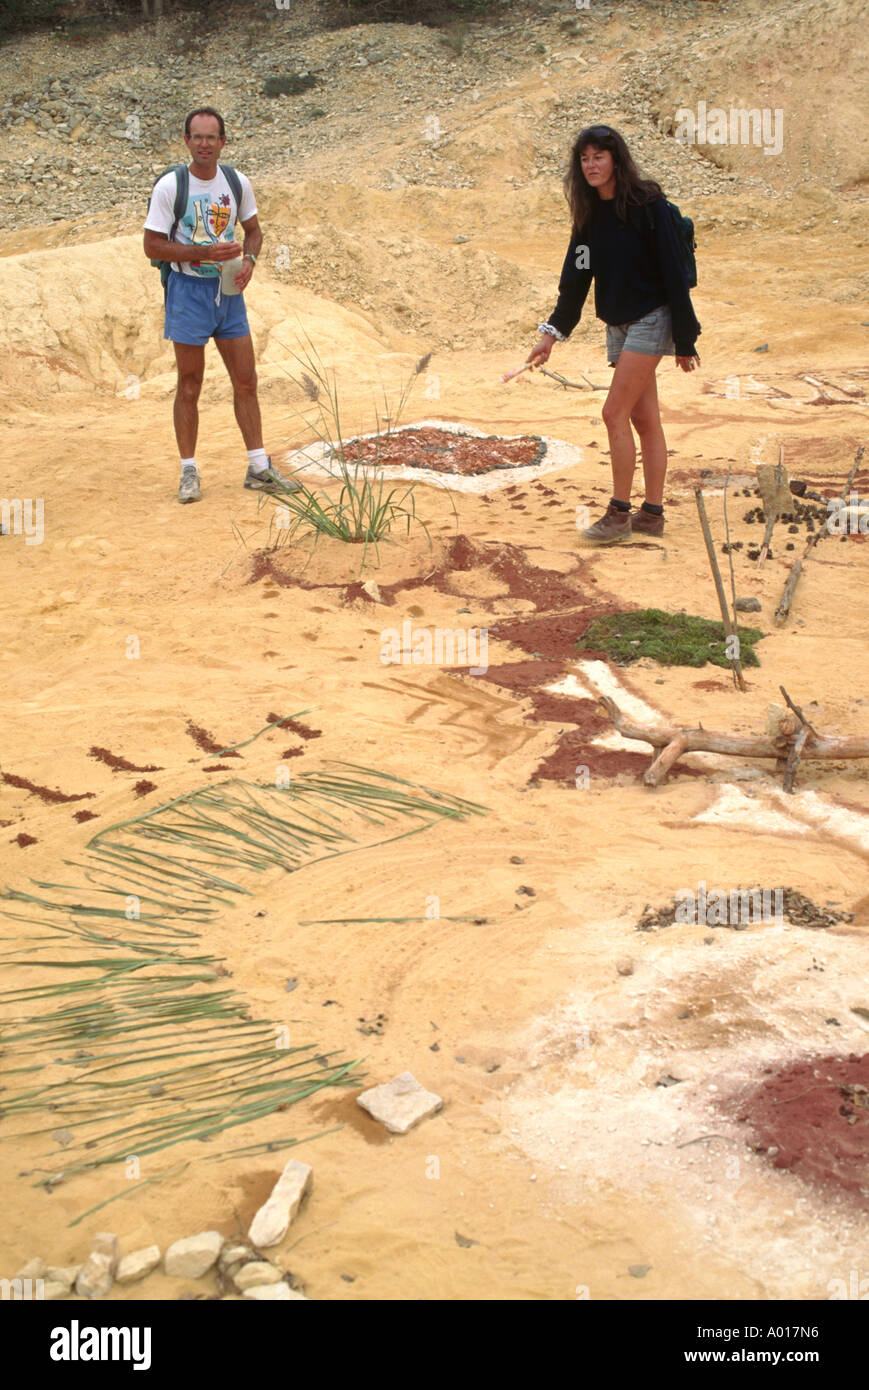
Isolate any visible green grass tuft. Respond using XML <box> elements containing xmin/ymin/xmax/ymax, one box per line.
<box><xmin>580</xmin><ymin>609</ymin><xmax>765</xmax><ymax>669</ymax></box>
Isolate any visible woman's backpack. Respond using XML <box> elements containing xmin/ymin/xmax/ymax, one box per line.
<box><xmin>628</xmin><ymin>199</ymin><xmax>698</xmax><ymax>288</ymax></box>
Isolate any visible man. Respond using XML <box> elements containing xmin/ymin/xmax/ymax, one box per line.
<box><xmin>143</xmin><ymin>107</ymin><xmax>300</xmax><ymax>503</ymax></box>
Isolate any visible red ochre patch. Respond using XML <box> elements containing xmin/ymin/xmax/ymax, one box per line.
<box><xmin>732</xmin><ymin>1053</ymin><xmax>869</xmax><ymax>1209</ymax></box>
<box><xmin>342</xmin><ymin>426</ymin><xmax>546</xmax><ymax>475</ymax></box>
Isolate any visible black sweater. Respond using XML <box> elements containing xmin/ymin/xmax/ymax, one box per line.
<box><xmin>544</xmin><ymin>196</ymin><xmax>701</xmax><ymax>357</ymax></box>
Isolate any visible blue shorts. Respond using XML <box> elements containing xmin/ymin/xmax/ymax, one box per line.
<box><xmin>164</xmin><ymin>270</ymin><xmax>250</xmax><ymax>346</ymax></box>
<box><xmin>606</xmin><ymin>305</ymin><xmax>675</xmax><ymax>365</ymax></box>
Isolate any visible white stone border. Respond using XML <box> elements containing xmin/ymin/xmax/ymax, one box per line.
<box><xmin>277</xmin><ymin>420</ymin><xmax>584</xmax><ymax>495</ymax></box>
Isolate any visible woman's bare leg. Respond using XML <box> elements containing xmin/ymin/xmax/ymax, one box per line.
<box><xmin>601</xmin><ymin>350</ymin><xmax>663</xmax><ymax>502</ymax></box>
<box><xmin>629</xmin><ymin>371</ymin><xmax>668</xmax><ymax>506</ymax></box>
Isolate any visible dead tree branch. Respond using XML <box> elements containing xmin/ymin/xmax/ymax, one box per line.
<box><xmin>694</xmin><ymin>486</ymin><xmax>746</xmax><ymax>691</ymax></box>
<box><xmin>598</xmin><ymin>695</ymin><xmax>869</xmax><ymax>791</ymax></box>
<box><xmin>775</xmin><ymin>443</ymin><xmax>865</xmax><ymax>624</ymax></box>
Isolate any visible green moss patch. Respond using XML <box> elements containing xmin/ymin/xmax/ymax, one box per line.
<box><xmin>580</xmin><ymin>608</ymin><xmax>764</xmax><ymax>669</ymax></box>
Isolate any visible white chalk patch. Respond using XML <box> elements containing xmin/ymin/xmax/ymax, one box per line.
<box><xmin>544</xmin><ymin>672</ymin><xmax>595</xmax><ymax>701</ymax></box>
<box><xmin>278</xmin><ymin>420</ymin><xmax>583</xmax><ymax>494</ymax></box>
<box><xmin>574</xmin><ymin>660</ymin><xmax>661</xmax><ymax>724</ymax></box>
<box><xmin>691</xmin><ymin>784</ymin><xmax>810</xmax><ymax>837</ymax></box>
<box><xmin>767</xmin><ymin>787</ymin><xmax>869</xmax><ymax>855</ymax></box>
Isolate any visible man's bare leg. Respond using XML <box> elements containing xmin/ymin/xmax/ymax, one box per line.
<box><xmin>173</xmin><ymin>342</ymin><xmax>206</xmax><ymax>458</ymax></box>
<box><xmin>214</xmin><ymin>334</ymin><xmax>263</xmax><ymax>450</ymax></box>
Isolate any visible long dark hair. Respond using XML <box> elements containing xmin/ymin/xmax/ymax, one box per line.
<box><xmin>564</xmin><ymin>124</ymin><xmax>663</xmax><ymax>234</ymax></box>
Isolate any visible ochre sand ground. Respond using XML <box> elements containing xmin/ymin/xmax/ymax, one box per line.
<box><xmin>1</xmin><ymin>72</ymin><xmax>868</xmax><ymax>1300</ymax></box>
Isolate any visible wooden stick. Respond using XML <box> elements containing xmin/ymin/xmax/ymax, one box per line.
<box><xmin>722</xmin><ymin>464</ymin><xmax>741</xmax><ymax>624</ymax></box>
<box><xmin>694</xmin><ymin>486</ymin><xmax>746</xmax><ymax>691</ymax></box>
<box><xmin>645</xmin><ymin>735</ymin><xmax>690</xmax><ymax>786</ymax></box>
<box><xmin>775</xmin><ymin>443</ymin><xmax>865</xmax><ymax>624</ymax></box>
<box><xmin>783</xmin><ymin>725</ymin><xmax>809</xmax><ymax>794</ymax></box>
<box><xmin>500</xmin><ymin>362</ymin><xmax>532</xmax><ymax>383</ymax></box>
<box><xmin>774</xmin><ymin>556</ymin><xmax>804</xmax><ymax>624</ymax></box>
<box><xmin>539</xmin><ymin>367</ymin><xmax>607</xmax><ymax>391</ymax></box>
<box><xmin>598</xmin><ymin>694</ymin><xmax>869</xmax><ymax>790</ymax></box>
<box><xmin>779</xmin><ymin>685</ymin><xmax>819</xmax><ymax>738</ymax></box>
<box><xmin>757</xmin><ymin>447</ymin><xmax>787</xmax><ymax>569</ymax></box>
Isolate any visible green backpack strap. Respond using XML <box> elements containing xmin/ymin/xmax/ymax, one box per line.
<box><xmin>149</xmin><ymin>164</ymin><xmax>189</xmax><ymax>294</ymax></box>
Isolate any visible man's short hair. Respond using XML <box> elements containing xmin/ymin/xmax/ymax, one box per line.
<box><xmin>185</xmin><ymin>107</ymin><xmax>226</xmax><ymax>139</ymax></box>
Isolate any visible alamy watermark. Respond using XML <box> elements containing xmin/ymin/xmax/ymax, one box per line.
<box><xmin>674</xmin><ymin>101</ymin><xmax>783</xmax><ymax>157</ymax></box>
<box><xmin>827</xmin><ymin>1270</ymin><xmax>869</xmax><ymax>1300</ymax></box>
<box><xmin>826</xmin><ymin>493</ymin><xmax>869</xmax><ymax>535</ymax></box>
<box><xmin>1</xmin><ymin>1277</ymin><xmax>45</xmax><ymax>1300</ymax></box>
<box><xmin>1</xmin><ymin>498</ymin><xmax>44</xmax><ymax>545</ymax></box>
<box><xmin>380</xmin><ymin>621</ymin><xmax>488</xmax><ymax>675</ymax></box>
<box><xmin>675</xmin><ymin>882</ymin><xmax>784</xmax><ymax>926</ymax></box>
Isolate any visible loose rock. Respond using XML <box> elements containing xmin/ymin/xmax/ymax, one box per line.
<box><xmin>45</xmin><ymin>1264</ymin><xmax>80</xmax><ymax>1291</ymax></box>
<box><xmin>14</xmin><ymin>1257</ymin><xmax>46</xmax><ymax>1280</ymax></box>
<box><xmin>42</xmin><ymin>1279</ymin><xmax>72</xmax><ymax>1301</ymax></box>
<box><xmin>356</xmin><ymin>1070</ymin><xmax>443</xmax><ymax>1134</ymax></box>
<box><xmin>233</xmin><ymin>1261</ymin><xmax>284</xmax><ymax>1291</ymax></box>
<box><xmin>218</xmin><ymin>1243</ymin><xmax>255</xmax><ymax>1272</ymax></box>
<box><xmin>75</xmin><ymin>1252</ymin><xmax>114</xmax><ymax>1299</ymax></box>
<box><xmin>248</xmin><ymin>1159</ymin><xmax>313</xmax><ymax>1249</ymax></box>
<box><xmin>91</xmin><ymin>1232</ymin><xmax>119</xmax><ymax>1274</ymax></box>
<box><xmin>164</xmin><ymin>1231</ymin><xmax>224</xmax><ymax>1279</ymax></box>
<box><xmin>243</xmin><ymin>1282</ymin><xmax>307</xmax><ymax>1300</ymax></box>
<box><xmin>116</xmin><ymin>1245</ymin><xmax>161</xmax><ymax>1285</ymax></box>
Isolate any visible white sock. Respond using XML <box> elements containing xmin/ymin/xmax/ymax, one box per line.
<box><xmin>180</xmin><ymin>457</ymin><xmax>198</xmax><ymax>472</ymax></box>
<box><xmin>247</xmin><ymin>448</ymin><xmax>269</xmax><ymax>474</ymax></box>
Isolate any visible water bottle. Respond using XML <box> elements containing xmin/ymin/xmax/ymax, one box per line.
<box><xmin>219</xmin><ymin>246</ymin><xmax>244</xmax><ymax>295</ymax></box>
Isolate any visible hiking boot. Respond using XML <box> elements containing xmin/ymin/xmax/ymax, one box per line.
<box><xmin>178</xmin><ymin>468</ymin><xmax>201</xmax><ymax>504</ymax></box>
<box><xmin>631</xmin><ymin>506</ymin><xmax>665</xmax><ymax>538</ymax></box>
<box><xmin>243</xmin><ymin>457</ymin><xmax>303</xmax><ymax>495</ymax></box>
<box><xmin>578</xmin><ymin>503</ymin><xmax>632</xmax><ymax>547</ymax></box>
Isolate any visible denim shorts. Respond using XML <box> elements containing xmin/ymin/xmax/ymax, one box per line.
<box><xmin>164</xmin><ymin>270</ymin><xmax>250</xmax><ymax>346</ymax></box>
<box><xmin>606</xmin><ymin>305</ymin><xmax>675</xmax><ymax>365</ymax></box>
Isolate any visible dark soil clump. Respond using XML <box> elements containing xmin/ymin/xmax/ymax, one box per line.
<box><xmin>1</xmin><ymin>772</ymin><xmax>94</xmax><ymax>805</ymax></box>
<box><xmin>89</xmin><ymin>747</ymin><xmax>161</xmax><ymax>773</ymax></box>
<box><xmin>731</xmin><ymin>1053</ymin><xmax>869</xmax><ymax>1209</ymax></box>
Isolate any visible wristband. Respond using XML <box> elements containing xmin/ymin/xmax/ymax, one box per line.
<box><xmin>244</xmin><ymin>252</ymin><xmax>257</xmax><ymax>265</ymax></box>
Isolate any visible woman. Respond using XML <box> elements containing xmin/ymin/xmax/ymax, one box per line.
<box><xmin>527</xmin><ymin>124</ymin><xmax>701</xmax><ymax>545</ymax></box>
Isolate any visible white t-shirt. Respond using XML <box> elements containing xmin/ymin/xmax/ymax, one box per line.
<box><xmin>144</xmin><ymin>166</ymin><xmax>257</xmax><ymax>277</ymax></box>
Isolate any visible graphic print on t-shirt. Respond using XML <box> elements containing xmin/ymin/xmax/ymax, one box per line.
<box><xmin>185</xmin><ymin>193</ymin><xmax>233</xmax><ymax>274</ymax></box>
<box><xmin>144</xmin><ymin>168</ymin><xmax>257</xmax><ymax>278</ymax></box>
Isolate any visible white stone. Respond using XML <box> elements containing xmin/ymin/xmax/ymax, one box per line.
<box><xmin>362</xmin><ymin>579</ymin><xmax>383</xmax><ymax>602</ymax></box>
<box><xmin>91</xmin><ymin>1232</ymin><xmax>119</xmax><ymax>1273</ymax></box>
<box><xmin>218</xmin><ymin>1243</ymin><xmax>254</xmax><ymax>1272</ymax></box>
<box><xmin>75</xmin><ymin>1252</ymin><xmax>114</xmax><ymax>1298</ymax></box>
<box><xmin>14</xmin><ymin>1257</ymin><xmax>45</xmax><ymax>1280</ymax></box>
<box><xmin>356</xmin><ymin>1071</ymin><xmax>443</xmax><ymax>1134</ymax></box>
<box><xmin>233</xmin><ymin>1261</ymin><xmax>283</xmax><ymax>1291</ymax></box>
<box><xmin>116</xmin><ymin>1245</ymin><xmax>161</xmax><ymax>1285</ymax></box>
<box><xmin>248</xmin><ymin>1160</ymin><xmax>312</xmax><ymax>1249</ymax></box>
<box><xmin>45</xmin><ymin>1265</ymin><xmax>79</xmax><ymax>1291</ymax></box>
<box><xmin>42</xmin><ymin>1279</ymin><xmax>71</xmax><ymax>1301</ymax></box>
<box><xmin>243</xmin><ymin>1282</ymin><xmax>307</xmax><ymax>1300</ymax></box>
<box><xmin>164</xmin><ymin>1231</ymin><xmax>223</xmax><ymax>1279</ymax></box>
